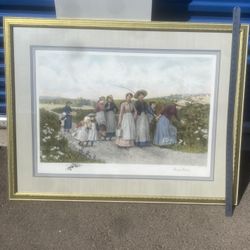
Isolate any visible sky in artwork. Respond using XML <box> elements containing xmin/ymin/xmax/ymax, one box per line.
<box><xmin>35</xmin><ymin>48</ymin><xmax>217</xmax><ymax>100</ymax></box>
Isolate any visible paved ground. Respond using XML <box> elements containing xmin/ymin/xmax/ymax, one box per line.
<box><xmin>1</xmin><ymin>143</ymin><xmax>250</xmax><ymax>249</ymax></box>
<box><xmin>0</xmin><ymin>129</ymin><xmax>7</xmax><ymax>146</ymax></box>
<box><xmin>65</xmin><ymin>132</ymin><xmax>207</xmax><ymax>165</ymax></box>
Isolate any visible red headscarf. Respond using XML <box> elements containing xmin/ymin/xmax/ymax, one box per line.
<box><xmin>161</xmin><ymin>104</ymin><xmax>178</xmax><ymax>119</ymax></box>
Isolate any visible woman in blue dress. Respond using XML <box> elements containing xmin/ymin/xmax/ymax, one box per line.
<box><xmin>153</xmin><ymin>104</ymin><xmax>178</xmax><ymax>146</ymax></box>
<box><xmin>62</xmin><ymin>101</ymin><xmax>72</xmax><ymax>133</ymax></box>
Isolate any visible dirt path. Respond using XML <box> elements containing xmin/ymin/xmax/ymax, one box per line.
<box><xmin>63</xmin><ymin>132</ymin><xmax>207</xmax><ymax>166</ymax></box>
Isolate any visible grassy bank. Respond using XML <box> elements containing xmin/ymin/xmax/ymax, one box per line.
<box><xmin>40</xmin><ymin>108</ymin><xmax>100</xmax><ymax>163</ymax></box>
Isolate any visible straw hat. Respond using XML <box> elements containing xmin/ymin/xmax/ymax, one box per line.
<box><xmin>134</xmin><ymin>90</ymin><xmax>147</xmax><ymax>99</ymax></box>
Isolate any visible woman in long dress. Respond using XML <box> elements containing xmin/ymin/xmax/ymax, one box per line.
<box><xmin>62</xmin><ymin>101</ymin><xmax>72</xmax><ymax>133</ymax></box>
<box><xmin>153</xmin><ymin>104</ymin><xmax>178</xmax><ymax>146</ymax></box>
<box><xmin>105</xmin><ymin>95</ymin><xmax>118</xmax><ymax>140</ymax></box>
<box><xmin>95</xmin><ymin>96</ymin><xmax>106</xmax><ymax>139</ymax></box>
<box><xmin>134</xmin><ymin>90</ymin><xmax>151</xmax><ymax>147</ymax></box>
<box><xmin>116</xmin><ymin>93</ymin><xmax>136</xmax><ymax>148</ymax></box>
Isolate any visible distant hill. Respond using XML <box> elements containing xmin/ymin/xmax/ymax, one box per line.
<box><xmin>160</xmin><ymin>94</ymin><xmax>210</xmax><ymax>106</ymax></box>
<box><xmin>163</xmin><ymin>93</ymin><xmax>210</xmax><ymax>100</ymax></box>
<box><xmin>40</xmin><ymin>96</ymin><xmax>62</xmax><ymax>100</ymax></box>
<box><xmin>145</xmin><ymin>94</ymin><xmax>210</xmax><ymax>105</ymax></box>
<box><xmin>40</xmin><ymin>96</ymin><xmax>96</xmax><ymax>107</ymax></box>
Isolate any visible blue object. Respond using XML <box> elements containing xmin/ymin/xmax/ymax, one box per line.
<box><xmin>225</xmin><ymin>6</ymin><xmax>241</xmax><ymax>217</ymax></box>
<box><xmin>153</xmin><ymin>115</ymin><xmax>177</xmax><ymax>146</ymax></box>
<box><xmin>0</xmin><ymin>0</ymin><xmax>56</xmax><ymax>115</ymax></box>
<box><xmin>63</xmin><ymin>105</ymin><xmax>72</xmax><ymax>130</ymax></box>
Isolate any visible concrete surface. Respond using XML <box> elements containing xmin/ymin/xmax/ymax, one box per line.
<box><xmin>0</xmin><ymin>145</ymin><xmax>250</xmax><ymax>250</ymax></box>
<box><xmin>0</xmin><ymin>118</ymin><xmax>7</xmax><ymax>129</ymax></box>
<box><xmin>65</xmin><ymin>132</ymin><xmax>207</xmax><ymax>165</ymax></box>
<box><xmin>0</xmin><ymin>129</ymin><xmax>7</xmax><ymax>146</ymax></box>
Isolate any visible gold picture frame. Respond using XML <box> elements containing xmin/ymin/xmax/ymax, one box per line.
<box><xmin>4</xmin><ymin>17</ymin><xmax>249</xmax><ymax>204</ymax></box>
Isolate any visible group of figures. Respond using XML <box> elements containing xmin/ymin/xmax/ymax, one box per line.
<box><xmin>61</xmin><ymin>89</ymin><xmax>178</xmax><ymax>148</ymax></box>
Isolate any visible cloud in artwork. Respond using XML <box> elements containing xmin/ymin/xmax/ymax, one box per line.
<box><xmin>35</xmin><ymin>49</ymin><xmax>217</xmax><ymax>101</ymax></box>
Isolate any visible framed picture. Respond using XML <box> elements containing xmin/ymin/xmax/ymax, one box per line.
<box><xmin>4</xmin><ymin>17</ymin><xmax>248</xmax><ymax>204</ymax></box>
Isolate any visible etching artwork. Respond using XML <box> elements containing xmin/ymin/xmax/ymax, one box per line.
<box><xmin>34</xmin><ymin>47</ymin><xmax>218</xmax><ymax>179</ymax></box>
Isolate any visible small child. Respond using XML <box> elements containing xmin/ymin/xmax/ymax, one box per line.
<box><xmin>74</xmin><ymin>116</ymin><xmax>91</xmax><ymax>146</ymax></box>
<box><xmin>87</xmin><ymin>113</ymin><xmax>98</xmax><ymax>146</ymax></box>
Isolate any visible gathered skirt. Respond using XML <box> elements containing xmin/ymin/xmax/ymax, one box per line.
<box><xmin>64</xmin><ymin>115</ymin><xmax>72</xmax><ymax>129</ymax></box>
<box><xmin>88</xmin><ymin>124</ymin><xmax>97</xmax><ymax>142</ymax></box>
<box><xmin>136</xmin><ymin>112</ymin><xmax>150</xmax><ymax>145</ymax></box>
<box><xmin>74</xmin><ymin>127</ymin><xmax>89</xmax><ymax>142</ymax></box>
<box><xmin>116</xmin><ymin>112</ymin><xmax>135</xmax><ymax>147</ymax></box>
<box><xmin>96</xmin><ymin>111</ymin><xmax>106</xmax><ymax>126</ymax></box>
<box><xmin>153</xmin><ymin>116</ymin><xmax>177</xmax><ymax>146</ymax></box>
<box><xmin>106</xmin><ymin>110</ymin><xmax>116</xmax><ymax>135</ymax></box>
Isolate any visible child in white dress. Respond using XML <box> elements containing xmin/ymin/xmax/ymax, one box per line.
<box><xmin>74</xmin><ymin>116</ymin><xmax>91</xmax><ymax>146</ymax></box>
<box><xmin>87</xmin><ymin>113</ymin><xmax>98</xmax><ymax>146</ymax></box>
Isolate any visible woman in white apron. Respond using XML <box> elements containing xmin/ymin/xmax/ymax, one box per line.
<box><xmin>116</xmin><ymin>93</ymin><xmax>136</xmax><ymax>147</ymax></box>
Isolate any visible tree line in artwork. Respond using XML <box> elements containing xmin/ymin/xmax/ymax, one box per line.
<box><xmin>40</xmin><ymin>96</ymin><xmax>96</xmax><ymax>107</ymax></box>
